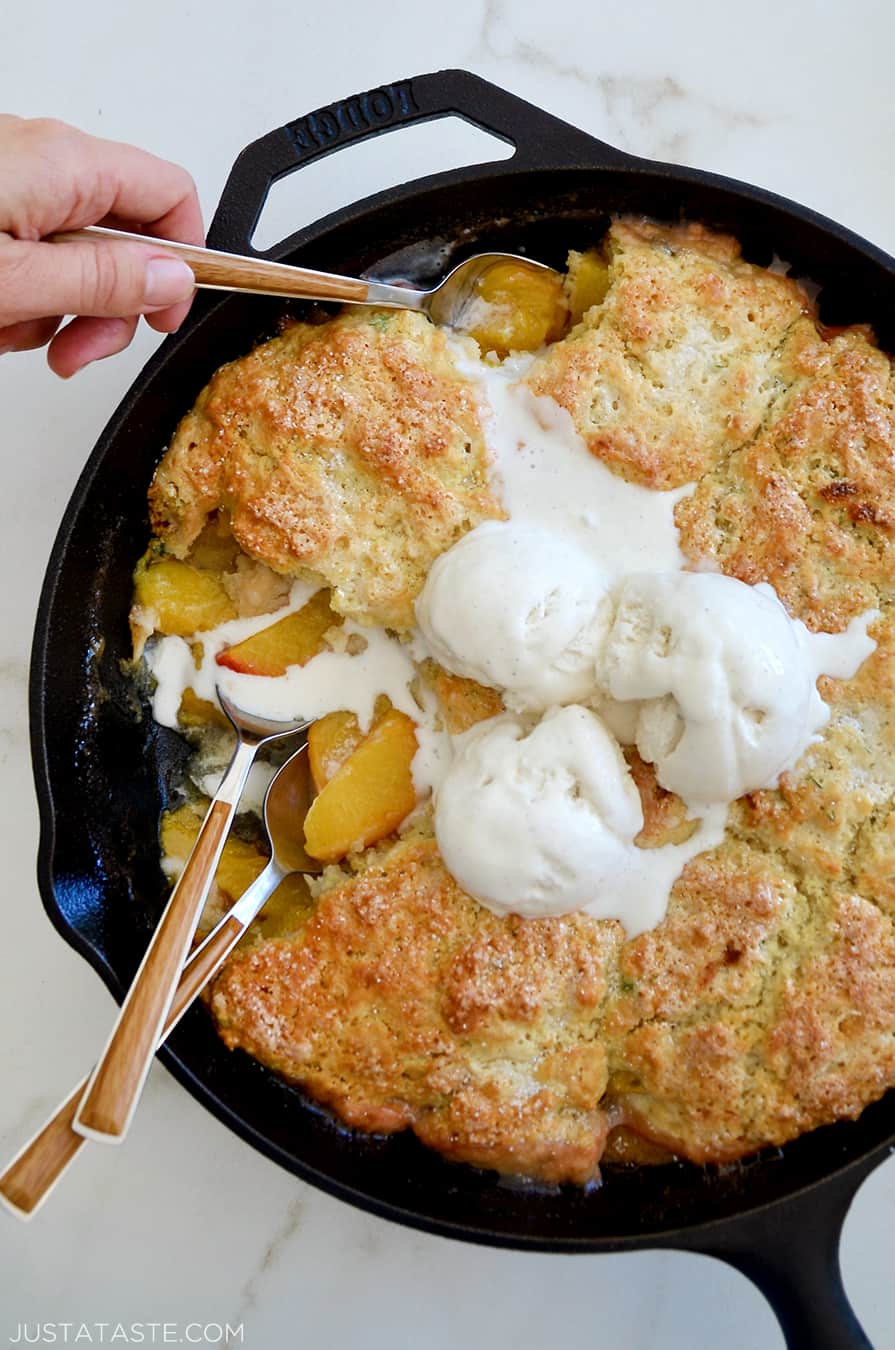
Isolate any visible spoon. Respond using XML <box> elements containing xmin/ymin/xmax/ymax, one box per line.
<box><xmin>0</xmin><ymin>741</ymin><xmax>320</xmax><ymax>1219</ymax></box>
<box><xmin>73</xmin><ymin>690</ymin><xmax>311</xmax><ymax>1146</ymax></box>
<box><xmin>49</xmin><ymin>224</ymin><xmax>560</xmax><ymax>331</ymax></box>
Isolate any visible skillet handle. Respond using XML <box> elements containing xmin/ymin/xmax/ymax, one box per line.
<box><xmin>683</xmin><ymin>1155</ymin><xmax>881</xmax><ymax>1349</ymax></box>
<box><xmin>207</xmin><ymin>68</ymin><xmax>636</xmax><ymax>257</ymax></box>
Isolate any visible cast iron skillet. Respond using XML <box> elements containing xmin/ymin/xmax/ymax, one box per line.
<box><xmin>31</xmin><ymin>70</ymin><xmax>895</xmax><ymax>1348</ymax></box>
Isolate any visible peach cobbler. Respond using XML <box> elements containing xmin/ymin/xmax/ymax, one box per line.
<box><xmin>132</xmin><ymin>219</ymin><xmax>895</xmax><ymax>1184</ymax></box>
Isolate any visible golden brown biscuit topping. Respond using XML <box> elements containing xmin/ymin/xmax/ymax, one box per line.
<box><xmin>149</xmin><ymin>309</ymin><xmax>503</xmax><ymax>630</ymax></box>
<box><xmin>526</xmin><ymin>219</ymin><xmax>814</xmax><ymax>489</ymax></box>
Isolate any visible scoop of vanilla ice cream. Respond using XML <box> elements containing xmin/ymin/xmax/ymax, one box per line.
<box><xmin>415</xmin><ymin>522</ymin><xmax>612</xmax><ymax>711</ymax></box>
<box><xmin>434</xmin><ymin>705</ymin><xmax>644</xmax><ymax>918</ymax></box>
<box><xmin>601</xmin><ymin>573</ymin><xmax>828</xmax><ymax>805</ymax></box>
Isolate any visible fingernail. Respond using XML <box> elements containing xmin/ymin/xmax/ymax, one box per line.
<box><xmin>143</xmin><ymin>258</ymin><xmax>195</xmax><ymax>308</ymax></box>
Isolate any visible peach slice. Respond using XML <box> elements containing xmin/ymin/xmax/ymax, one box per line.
<box><xmin>160</xmin><ymin>802</ymin><xmax>267</xmax><ymax>900</ymax></box>
<box><xmin>134</xmin><ymin>558</ymin><xmax>237</xmax><ymax>636</ymax></box>
<box><xmin>565</xmin><ymin>249</ymin><xmax>611</xmax><ymax>325</ymax></box>
<box><xmin>177</xmin><ymin>686</ymin><xmax>230</xmax><ymax>730</ymax></box>
<box><xmin>186</xmin><ymin>513</ymin><xmax>241</xmax><ymax>572</ymax></box>
<box><xmin>466</xmin><ymin>261</ymin><xmax>567</xmax><ymax>356</ymax></box>
<box><xmin>214</xmin><ymin>835</ymin><xmax>269</xmax><ymax>901</ymax></box>
<box><xmin>307</xmin><ymin>696</ymin><xmax>396</xmax><ymax>791</ymax></box>
<box><xmin>303</xmin><ymin>709</ymin><xmax>418</xmax><ymax>862</ymax></box>
<box><xmin>251</xmin><ymin>872</ymin><xmax>315</xmax><ymax>941</ymax></box>
<box><xmin>308</xmin><ymin>710</ymin><xmax>364</xmax><ymax>792</ymax></box>
<box><xmin>160</xmin><ymin>802</ymin><xmax>313</xmax><ymax>939</ymax></box>
<box><xmin>430</xmin><ymin>666</ymin><xmax>504</xmax><ymax>734</ymax></box>
<box><xmin>159</xmin><ymin>801</ymin><xmax>203</xmax><ymax>865</ymax></box>
<box><xmin>216</xmin><ymin>589</ymin><xmax>341</xmax><ymax>676</ymax></box>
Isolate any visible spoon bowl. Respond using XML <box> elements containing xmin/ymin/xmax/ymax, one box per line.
<box><xmin>227</xmin><ymin>742</ymin><xmax>322</xmax><ymax>933</ymax></box>
<box><xmin>264</xmin><ymin>748</ymin><xmax>321</xmax><ymax>877</ymax></box>
<box><xmin>217</xmin><ymin>686</ymin><xmax>313</xmax><ymax>746</ymax></box>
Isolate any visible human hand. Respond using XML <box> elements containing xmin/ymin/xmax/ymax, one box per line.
<box><xmin>0</xmin><ymin>115</ymin><xmax>203</xmax><ymax>376</ymax></box>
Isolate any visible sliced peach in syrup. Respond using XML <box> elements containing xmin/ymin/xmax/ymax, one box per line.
<box><xmin>186</xmin><ymin>513</ymin><xmax>241</xmax><ymax>572</ymax></box>
<box><xmin>308</xmin><ymin>711</ymin><xmax>364</xmax><ymax>792</ymax></box>
<box><xmin>430</xmin><ymin>667</ymin><xmax>504</xmax><ymax>734</ymax></box>
<box><xmin>251</xmin><ymin>872</ymin><xmax>316</xmax><ymax>941</ymax></box>
<box><xmin>466</xmin><ymin>261</ymin><xmax>567</xmax><ymax>356</ymax></box>
<box><xmin>159</xmin><ymin>801</ymin><xmax>204</xmax><ymax>865</ymax></box>
<box><xmin>160</xmin><ymin>802</ymin><xmax>266</xmax><ymax>899</ymax></box>
<box><xmin>565</xmin><ymin>249</ymin><xmax>611</xmax><ymax>325</ymax></box>
<box><xmin>177</xmin><ymin>686</ymin><xmax>230</xmax><ymax>730</ymax></box>
<box><xmin>307</xmin><ymin>696</ymin><xmax>394</xmax><ymax>791</ymax></box>
<box><xmin>159</xmin><ymin>803</ymin><xmax>313</xmax><ymax>938</ymax></box>
<box><xmin>134</xmin><ymin>558</ymin><xmax>237</xmax><ymax>636</ymax></box>
<box><xmin>214</xmin><ymin>836</ymin><xmax>269</xmax><ymax>901</ymax></box>
<box><xmin>216</xmin><ymin>589</ymin><xmax>341</xmax><ymax>676</ymax></box>
<box><xmin>303</xmin><ymin>709</ymin><xmax>418</xmax><ymax>862</ymax></box>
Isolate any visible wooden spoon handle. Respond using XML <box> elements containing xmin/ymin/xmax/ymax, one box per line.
<box><xmin>74</xmin><ymin>800</ymin><xmax>236</xmax><ymax>1142</ymax></box>
<box><xmin>168</xmin><ymin>916</ymin><xmax>244</xmax><ymax>1022</ymax></box>
<box><xmin>73</xmin><ymin>729</ymin><xmax>259</xmax><ymax>1145</ymax></box>
<box><xmin>0</xmin><ymin>915</ymin><xmax>247</xmax><ymax>1218</ymax></box>
<box><xmin>0</xmin><ymin>1084</ymin><xmax>84</xmax><ymax>1219</ymax></box>
<box><xmin>49</xmin><ymin>225</ymin><xmax>371</xmax><ymax>303</ymax></box>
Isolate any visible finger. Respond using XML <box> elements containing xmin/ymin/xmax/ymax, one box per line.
<box><xmin>100</xmin><ymin>195</ymin><xmax>204</xmax><ymax>256</ymax></box>
<box><xmin>98</xmin><ymin>206</ymin><xmax>203</xmax><ymax>335</ymax></box>
<box><xmin>0</xmin><ymin>117</ymin><xmax>204</xmax><ymax>246</ymax></box>
<box><xmin>96</xmin><ymin>189</ymin><xmax>204</xmax><ymax>255</ymax></box>
<box><xmin>144</xmin><ymin>294</ymin><xmax>196</xmax><ymax>334</ymax></box>
<box><xmin>0</xmin><ymin>238</ymin><xmax>195</xmax><ymax>324</ymax></box>
<box><xmin>47</xmin><ymin>315</ymin><xmax>138</xmax><ymax>378</ymax></box>
<box><xmin>0</xmin><ymin>315</ymin><xmax>63</xmax><ymax>353</ymax></box>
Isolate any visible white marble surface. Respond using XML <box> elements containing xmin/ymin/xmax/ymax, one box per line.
<box><xmin>2</xmin><ymin>3</ymin><xmax>895</xmax><ymax>1346</ymax></box>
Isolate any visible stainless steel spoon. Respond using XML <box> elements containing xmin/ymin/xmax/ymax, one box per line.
<box><xmin>50</xmin><ymin>224</ymin><xmax>560</xmax><ymax>330</ymax></box>
<box><xmin>0</xmin><ymin>740</ymin><xmax>320</xmax><ymax>1219</ymax></box>
<box><xmin>73</xmin><ymin>690</ymin><xmax>312</xmax><ymax>1146</ymax></box>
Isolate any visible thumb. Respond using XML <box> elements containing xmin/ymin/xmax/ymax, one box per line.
<box><xmin>0</xmin><ymin>238</ymin><xmax>195</xmax><ymax>324</ymax></box>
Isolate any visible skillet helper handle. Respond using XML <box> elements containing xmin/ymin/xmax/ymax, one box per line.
<box><xmin>0</xmin><ymin>916</ymin><xmax>246</xmax><ymax>1218</ymax></box>
<box><xmin>74</xmin><ymin>736</ymin><xmax>258</xmax><ymax>1143</ymax></box>
<box><xmin>207</xmin><ymin>68</ymin><xmax>635</xmax><ymax>256</ymax></box>
<box><xmin>49</xmin><ymin>227</ymin><xmax>370</xmax><ymax>304</ymax></box>
<box><xmin>686</xmin><ymin>1158</ymin><xmax>879</xmax><ymax>1349</ymax></box>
